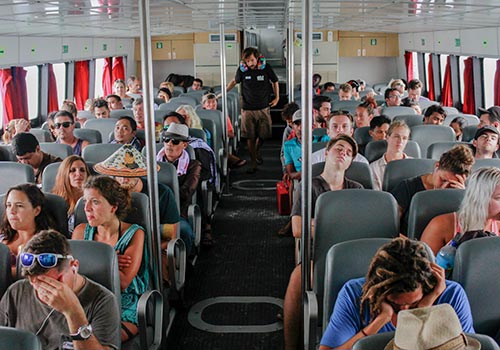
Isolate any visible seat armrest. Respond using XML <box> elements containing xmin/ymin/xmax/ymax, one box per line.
<box><xmin>304</xmin><ymin>290</ymin><xmax>318</xmax><ymax>350</ymax></box>
<box><xmin>137</xmin><ymin>289</ymin><xmax>163</xmax><ymax>350</ymax></box>
<box><xmin>188</xmin><ymin>204</ymin><xmax>202</xmax><ymax>248</ymax></box>
<box><xmin>166</xmin><ymin>238</ymin><xmax>186</xmax><ymax>293</ymax></box>
<box><xmin>201</xmin><ymin>180</ymin><xmax>214</xmax><ymax>218</ymax></box>
<box><xmin>219</xmin><ymin>148</ymin><xmax>228</xmax><ymax>177</ymax></box>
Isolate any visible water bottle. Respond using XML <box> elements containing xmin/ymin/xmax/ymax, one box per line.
<box><xmin>436</xmin><ymin>236</ymin><xmax>460</xmax><ymax>272</ymax></box>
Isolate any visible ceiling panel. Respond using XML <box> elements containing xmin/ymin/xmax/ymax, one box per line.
<box><xmin>0</xmin><ymin>0</ymin><xmax>499</xmax><ymax>37</ymax></box>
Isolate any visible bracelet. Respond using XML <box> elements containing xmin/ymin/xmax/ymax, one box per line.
<box><xmin>361</xmin><ymin>328</ymin><xmax>368</xmax><ymax>337</ymax></box>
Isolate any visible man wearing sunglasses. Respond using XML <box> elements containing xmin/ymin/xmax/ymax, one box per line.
<box><xmin>11</xmin><ymin>132</ymin><xmax>62</xmax><ymax>185</ymax></box>
<box><xmin>53</xmin><ymin>110</ymin><xmax>89</xmax><ymax>156</ymax></box>
<box><xmin>0</xmin><ymin>230</ymin><xmax>120</xmax><ymax>349</ymax></box>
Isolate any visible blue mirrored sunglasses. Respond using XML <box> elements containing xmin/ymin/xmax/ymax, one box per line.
<box><xmin>20</xmin><ymin>253</ymin><xmax>74</xmax><ymax>269</ymax></box>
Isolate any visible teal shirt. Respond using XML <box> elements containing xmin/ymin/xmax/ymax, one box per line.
<box><xmin>283</xmin><ymin>137</ymin><xmax>303</xmax><ymax>172</ymax></box>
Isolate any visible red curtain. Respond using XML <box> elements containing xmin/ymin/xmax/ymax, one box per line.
<box><xmin>404</xmin><ymin>51</ymin><xmax>414</xmax><ymax>82</ymax></box>
<box><xmin>441</xmin><ymin>56</ymin><xmax>453</xmax><ymax>107</ymax></box>
<box><xmin>427</xmin><ymin>55</ymin><xmax>435</xmax><ymax>101</ymax></box>
<box><xmin>102</xmin><ymin>57</ymin><xmax>113</xmax><ymax>97</ymax></box>
<box><xmin>112</xmin><ymin>56</ymin><xmax>125</xmax><ymax>82</ymax></box>
<box><xmin>0</xmin><ymin>67</ymin><xmax>28</xmax><ymax>127</ymax></box>
<box><xmin>48</xmin><ymin>64</ymin><xmax>59</xmax><ymax>113</ymax></box>
<box><xmin>463</xmin><ymin>57</ymin><xmax>475</xmax><ymax>114</ymax></box>
<box><xmin>74</xmin><ymin>60</ymin><xmax>89</xmax><ymax>110</ymax></box>
<box><xmin>494</xmin><ymin>59</ymin><xmax>500</xmax><ymax>106</ymax></box>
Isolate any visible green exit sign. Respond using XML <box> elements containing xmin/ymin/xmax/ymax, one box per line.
<box><xmin>0</xmin><ymin>47</ymin><xmax>5</xmax><ymax>56</ymax></box>
<box><xmin>370</xmin><ymin>39</ymin><xmax>377</xmax><ymax>46</ymax></box>
<box><xmin>455</xmin><ymin>38</ymin><xmax>461</xmax><ymax>47</ymax></box>
<box><xmin>62</xmin><ymin>45</ymin><xmax>69</xmax><ymax>54</ymax></box>
<box><xmin>102</xmin><ymin>44</ymin><xmax>107</xmax><ymax>51</ymax></box>
<box><xmin>156</xmin><ymin>42</ymin><xmax>163</xmax><ymax>49</ymax></box>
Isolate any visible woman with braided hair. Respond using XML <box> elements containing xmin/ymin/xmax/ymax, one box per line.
<box><xmin>319</xmin><ymin>238</ymin><xmax>474</xmax><ymax>349</ymax></box>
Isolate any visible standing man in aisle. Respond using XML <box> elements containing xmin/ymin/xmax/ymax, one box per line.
<box><xmin>224</xmin><ymin>47</ymin><xmax>280</xmax><ymax>173</ymax></box>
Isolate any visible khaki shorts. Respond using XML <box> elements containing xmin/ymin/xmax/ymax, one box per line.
<box><xmin>241</xmin><ymin>108</ymin><xmax>272</xmax><ymax>139</ymax></box>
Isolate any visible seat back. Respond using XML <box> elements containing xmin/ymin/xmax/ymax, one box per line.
<box><xmin>109</xmin><ymin>109</ymin><xmax>134</xmax><ymax>119</ymax></box>
<box><xmin>0</xmin><ymin>145</ymin><xmax>15</xmax><ymax>161</ymax></box>
<box><xmin>353</xmin><ymin>126</ymin><xmax>371</xmax><ymax>147</ymax></box>
<box><xmin>314</xmin><ymin>190</ymin><xmax>399</xmax><ymax>327</ymax></box>
<box><xmin>0</xmin><ymin>162</ymin><xmax>35</xmax><ymax>194</ymax></box>
<box><xmin>197</xmin><ymin>109</ymin><xmax>224</xmax><ymax>151</ymax></box>
<box><xmin>462</xmin><ymin>125</ymin><xmax>478</xmax><ymax>142</ymax></box>
<box><xmin>0</xmin><ymin>192</ymin><xmax>69</xmax><ymax>237</ymax></box>
<box><xmin>154</xmin><ymin>162</ymin><xmax>181</xmax><ymax>213</ymax></box>
<box><xmin>427</xmin><ymin>141</ymin><xmax>471</xmax><ymax>159</ymax></box>
<box><xmin>82</xmin><ymin>143</ymin><xmax>122</xmax><ymax>163</ymax></box>
<box><xmin>353</xmin><ymin>332</ymin><xmax>500</xmax><ymax>350</ymax></box>
<box><xmin>73</xmin><ymin>128</ymin><xmax>102</xmax><ymax>144</ymax></box>
<box><xmin>364</xmin><ymin>140</ymin><xmax>421</xmax><ymax>163</ymax></box>
<box><xmin>393</xmin><ymin>114</ymin><xmax>424</xmax><ymax>128</ymax></box>
<box><xmin>473</xmin><ymin>158</ymin><xmax>500</xmax><ymax>171</ymax></box>
<box><xmin>0</xmin><ymin>326</ymin><xmax>42</xmax><ymax>350</ymax></box>
<box><xmin>322</xmin><ymin>238</ymin><xmax>392</xmax><ymax>331</ymax></box>
<box><xmin>410</xmin><ymin>125</ymin><xmax>456</xmax><ymax>155</ymax></box>
<box><xmin>83</xmin><ymin>119</ymin><xmax>117</xmax><ymax>144</ymax></box>
<box><xmin>189</xmin><ymin>128</ymin><xmax>207</xmax><ymax>142</ymax></box>
<box><xmin>312</xmin><ymin>142</ymin><xmax>327</xmax><ymax>153</ymax></box>
<box><xmin>331</xmin><ymin>100</ymin><xmax>358</xmax><ymax>115</ymax></box>
<box><xmin>312</xmin><ymin>128</ymin><xmax>327</xmax><ymax>139</ymax></box>
<box><xmin>381</xmin><ymin>106</ymin><xmax>417</xmax><ymax>119</ymax></box>
<box><xmin>383</xmin><ymin>158</ymin><xmax>436</xmax><ymax>192</ymax></box>
<box><xmin>0</xmin><ymin>244</ymin><xmax>12</xmax><ymax>299</ymax></box>
<box><xmin>154</xmin><ymin>109</ymin><xmax>171</xmax><ymax>124</ymax></box>
<box><xmin>29</xmin><ymin>128</ymin><xmax>53</xmax><ymax>142</ymax></box>
<box><xmin>41</xmin><ymin>162</ymin><xmax>62</xmax><ymax>192</ymax></box>
<box><xmin>407</xmin><ymin>189</ymin><xmax>465</xmax><ymax>240</ymax></box>
<box><xmin>39</xmin><ymin>143</ymin><xmax>73</xmax><ymax>160</ymax></box>
<box><xmin>169</xmin><ymin>96</ymin><xmax>198</xmax><ymax>108</ymax></box>
<box><xmin>452</xmin><ymin>237</ymin><xmax>500</xmax><ymax>336</ymax></box>
<box><xmin>444</xmin><ymin>113</ymin><xmax>480</xmax><ymax>127</ymax></box>
<box><xmin>311</xmin><ymin>162</ymin><xmax>374</xmax><ymax>189</ymax></box>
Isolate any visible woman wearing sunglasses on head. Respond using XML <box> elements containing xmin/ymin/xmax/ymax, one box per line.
<box><xmin>0</xmin><ymin>183</ymin><xmax>56</xmax><ymax>278</ymax></box>
<box><xmin>72</xmin><ymin>175</ymin><xmax>147</xmax><ymax>342</ymax></box>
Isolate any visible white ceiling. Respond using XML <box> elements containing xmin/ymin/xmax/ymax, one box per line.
<box><xmin>0</xmin><ymin>0</ymin><xmax>499</xmax><ymax>38</ymax></box>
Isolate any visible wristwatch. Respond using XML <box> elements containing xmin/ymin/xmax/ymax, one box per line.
<box><xmin>69</xmin><ymin>324</ymin><xmax>93</xmax><ymax>341</ymax></box>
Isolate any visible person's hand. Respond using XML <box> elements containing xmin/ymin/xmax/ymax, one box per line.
<box><xmin>282</xmin><ymin>173</ymin><xmax>290</xmax><ymax>183</ymax></box>
<box><xmin>13</xmin><ymin>119</ymin><xmax>30</xmax><ymax>134</ymax></box>
<box><xmin>117</xmin><ymin>252</ymin><xmax>132</xmax><ymax>270</ymax></box>
<box><xmin>31</xmin><ymin>275</ymin><xmax>81</xmax><ymax>315</ymax></box>
<box><xmin>442</xmin><ymin>174</ymin><xmax>467</xmax><ymax>189</ymax></box>
<box><xmin>418</xmin><ymin>263</ymin><xmax>446</xmax><ymax>307</ymax></box>
<box><xmin>269</xmin><ymin>97</ymin><xmax>279</xmax><ymax>108</ymax></box>
<box><xmin>378</xmin><ymin>300</ymin><xmax>394</xmax><ymax>322</ymax></box>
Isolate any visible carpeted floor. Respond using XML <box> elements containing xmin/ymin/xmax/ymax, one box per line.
<box><xmin>166</xmin><ymin>137</ymin><xmax>295</xmax><ymax>349</ymax></box>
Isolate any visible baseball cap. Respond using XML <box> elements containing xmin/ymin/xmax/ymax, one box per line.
<box><xmin>478</xmin><ymin>106</ymin><xmax>500</xmax><ymax>121</ymax></box>
<box><xmin>474</xmin><ymin>125</ymin><xmax>499</xmax><ymax>140</ymax></box>
<box><xmin>292</xmin><ymin>110</ymin><xmax>302</xmax><ymax>123</ymax></box>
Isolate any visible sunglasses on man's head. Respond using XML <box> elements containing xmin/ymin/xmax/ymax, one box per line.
<box><xmin>54</xmin><ymin>121</ymin><xmax>73</xmax><ymax>129</ymax></box>
<box><xmin>20</xmin><ymin>252</ymin><xmax>73</xmax><ymax>269</ymax></box>
<box><xmin>162</xmin><ymin>137</ymin><xmax>182</xmax><ymax>145</ymax></box>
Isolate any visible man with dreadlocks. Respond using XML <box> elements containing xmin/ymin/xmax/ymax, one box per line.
<box><xmin>319</xmin><ymin>238</ymin><xmax>474</xmax><ymax>350</ymax></box>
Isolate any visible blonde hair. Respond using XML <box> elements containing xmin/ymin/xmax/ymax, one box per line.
<box><xmin>3</xmin><ymin>120</ymin><xmax>16</xmax><ymax>144</ymax></box>
<box><xmin>176</xmin><ymin>105</ymin><xmax>203</xmax><ymax>130</ymax></box>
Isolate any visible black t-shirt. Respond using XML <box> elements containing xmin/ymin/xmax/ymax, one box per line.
<box><xmin>235</xmin><ymin>63</ymin><xmax>279</xmax><ymax>110</ymax></box>
<box><xmin>390</xmin><ymin>175</ymin><xmax>426</xmax><ymax>235</ymax></box>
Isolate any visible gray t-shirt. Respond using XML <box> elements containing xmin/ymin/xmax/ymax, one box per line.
<box><xmin>0</xmin><ymin>277</ymin><xmax>120</xmax><ymax>350</ymax></box>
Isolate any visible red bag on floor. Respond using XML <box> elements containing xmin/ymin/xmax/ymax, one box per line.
<box><xmin>276</xmin><ymin>180</ymin><xmax>291</xmax><ymax>215</ymax></box>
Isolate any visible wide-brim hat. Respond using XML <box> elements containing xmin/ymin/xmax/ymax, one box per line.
<box><xmin>93</xmin><ymin>144</ymin><xmax>159</xmax><ymax>177</ymax></box>
<box><xmin>384</xmin><ymin>305</ymin><xmax>480</xmax><ymax>350</ymax></box>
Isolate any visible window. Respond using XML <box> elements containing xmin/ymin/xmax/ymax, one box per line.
<box><xmin>412</xmin><ymin>52</ymin><xmax>419</xmax><ymax>80</ymax></box>
<box><xmin>440</xmin><ymin>54</ymin><xmax>449</xmax><ymax>85</ymax></box>
<box><xmin>459</xmin><ymin>56</ymin><xmax>466</xmax><ymax>105</ymax></box>
<box><xmin>25</xmin><ymin>65</ymin><xmax>39</xmax><ymax>121</ymax></box>
<box><xmin>424</xmin><ymin>53</ymin><xmax>431</xmax><ymax>92</ymax></box>
<box><xmin>94</xmin><ymin>58</ymin><xmax>105</xmax><ymax>99</ymax></box>
<box><xmin>52</xmin><ymin>63</ymin><xmax>67</xmax><ymax>106</ymax></box>
<box><xmin>483</xmin><ymin>58</ymin><xmax>496</xmax><ymax>108</ymax></box>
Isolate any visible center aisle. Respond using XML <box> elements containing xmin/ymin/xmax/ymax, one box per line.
<box><xmin>166</xmin><ymin>138</ymin><xmax>296</xmax><ymax>349</ymax></box>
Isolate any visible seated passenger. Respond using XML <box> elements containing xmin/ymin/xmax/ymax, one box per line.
<box><xmin>283</xmin><ymin>110</ymin><xmax>304</xmax><ymax>182</ymax></box>
<box><xmin>472</xmin><ymin>126</ymin><xmax>499</xmax><ymax>159</ymax></box>
<box><xmin>92</xmin><ymin>98</ymin><xmax>111</xmax><ymax>119</ymax></box>
<box><xmin>423</xmin><ymin>104</ymin><xmax>446</xmax><ymax>125</ymax></box>
<box><xmin>313</xmin><ymin>95</ymin><xmax>332</xmax><ymax>128</ymax></box>
<box><xmin>355</xmin><ymin>97</ymin><xmax>376</xmax><ymax>128</ymax></box>
<box><xmin>53</xmin><ymin>110</ymin><xmax>90</xmax><ymax>156</ymax></box>
<box><xmin>380</xmin><ymin>87</ymin><xmax>402</xmax><ymax>110</ymax></box>
<box><xmin>368</xmin><ymin>115</ymin><xmax>391</xmax><ymax>141</ymax></box>
<box><xmin>385</xmin><ymin>304</ymin><xmax>480</xmax><ymax>350</ymax></box>
<box><xmin>401</xmin><ymin>99</ymin><xmax>422</xmax><ymax>115</ymax></box>
<box><xmin>312</xmin><ymin>111</ymin><xmax>369</xmax><ymax>164</ymax></box>
<box><xmin>0</xmin><ymin>230</ymin><xmax>121</xmax><ymax>349</ymax></box>
<box><xmin>46</xmin><ymin>111</ymin><xmax>58</xmax><ymax>141</ymax></box>
<box><xmin>2</xmin><ymin>118</ymin><xmax>30</xmax><ymax>144</ymax></box>
<box><xmin>11</xmin><ymin>132</ymin><xmax>62</xmax><ymax>184</ymax></box>
<box><xmin>191</xmin><ymin>78</ymin><xmax>203</xmax><ymax>91</ymax></box>
<box><xmin>126</xmin><ymin>75</ymin><xmax>142</xmax><ymax>96</ymax></box>
<box><xmin>156</xmin><ymin>123</ymin><xmax>200</xmax><ymax>253</ymax></box>
<box><xmin>370</xmin><ymin>120</ymin><xmax>411</xmax><ymax>191</ymax></box>
<box><xmin>338</xmin><ymin>83</ymin><xmax>353</xmax><ymax>101</ymax></box>
<box><xmin>450</xmin><ymin>116</ymin><xmax>466</xmax><ymax>141</ymax></box>
<box><xmin>283</xmin><ymin>135</ymin><xmax>363</xmax><ymax>349</ymax></box>
<box><xmin>0</xmin><ymin>184</ymin><xmax>56</xmax><ymax>277</ymax></box>
<box><xmin>106</xmin><ymin>94</ymin><xmax>124</xmax><ymax>110</ymax></box>
<box><xmin>319</xmin><ymin>238</ymin><xmax>474</xmax><ymax>349</ymax></box>
<box><xmin>92</xmin><ymin>144</ymin><xmax>184</xmax><ymax>274</ymax></box>
<box><xmin>280</xmin><ymin>102</ymin><xmax>300</xmax><ymax>173</ymax></box>
<box><xmin>52</xmin><ymin>155</ymin><xmax>91</xmax><ymax>233</ymax></box>
<box><xmin>111</xmin><ymin>116</ymin><xmax>144</xmax><ymax>151</ymax></box>
<box><xmin>391</xmin><ymin>144</ymin><xmax>474</xmax><ymax>235</ymax></box>
<box><xmin>73</xmin><ymin>176</ymin><xmax>148</xmax><ymax>342</ymax></box>
<box><xmin>421</xmin><ymin>167</ymin><xmax>500</xmax><ymax>255</ymax></box>
<box><xmin>157</xmin><ymin>87</ymin><xmax>172</xmax><ymax>103</ymax></box>
<box><xmin>322</xmin><ymin>82</ymin><xmax>335</xmax><ymax>93</ymax></box>
<box><xmin>401</xmin><ymin>78</ymin><xmax>430</xmax><ymax>106</ymax></box>
<box><xmin>478</xmin><ymin>106</ymin><xmax>500</xmax><ymax>132</ymax></box>
<box><xmin>389</xmin><ymin>78</ymin><xmax>406</xmax><ymax>95</ymax></box>
<box><xmin>113</xmin><ymin>79</ymin><xmax>131</xmax><ymax>106</ymax></box>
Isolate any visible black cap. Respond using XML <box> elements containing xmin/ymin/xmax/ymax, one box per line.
<box><xmin>11</xmin><ymin>132</ymin><xmax>39</xmax><ymax>156</ymax></box>
<box><xmin>478</xmin><ymin>106</ymin><xmax>500</xmax><ymax>121</ymax></box>
<box><xmin>474</xmin><ymin>125</ymin><xmax>500</xmax><ymax>140</ymax></box>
